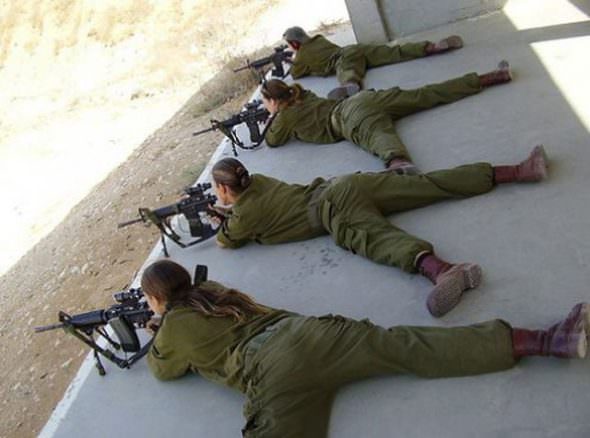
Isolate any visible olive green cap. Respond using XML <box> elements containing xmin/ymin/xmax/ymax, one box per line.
<box><xmin>283</xmin><ymin>26</ymin><xmax>310</xmax><ymax>44</ymax></box>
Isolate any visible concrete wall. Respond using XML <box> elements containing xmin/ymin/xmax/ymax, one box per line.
<box><xmin>345</xmin><ymin>0</ymin><xmax>508</xmax><ymax>43</ymax></box>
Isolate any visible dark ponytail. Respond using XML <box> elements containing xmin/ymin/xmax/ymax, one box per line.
<box><xmin>211</xmin><ymin>158</ymin><xmax>252</xmax><ymax>194</ymax></box>
<box><xmin>141</xmin><ymin>260</ymin><xmax>269</xmax><ymax>321</ymax></box>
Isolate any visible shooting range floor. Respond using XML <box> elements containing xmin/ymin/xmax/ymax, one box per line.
<box><xmin>41</xmin><ymin>3</ymin><xmax>590</xmax><ymax>437</ymax></box>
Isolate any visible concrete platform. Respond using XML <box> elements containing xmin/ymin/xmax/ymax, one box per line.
<box><xmin>41</xmin><ymin>2</ymin><xmax>590</xmax><ymax>437</ymax></box>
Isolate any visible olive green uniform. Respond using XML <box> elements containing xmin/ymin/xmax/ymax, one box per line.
<box><xmin>290</xmin><ymin>35</ymin><xmax>428</xmax><ymax>85</ymax></box>
<box><xmin>265</xmin><ymin>73</ymin><xmax>482</xmax><ymax>163</ymax></box>
<box><xmin>217</xmin><ymin>163</ymin><xmax>495</xmax><ymax>273</ymax></box>
<box><xmin>148</xmin><ymin>289</ymin><xmax>516</xmax><ymax>437</ymax></box>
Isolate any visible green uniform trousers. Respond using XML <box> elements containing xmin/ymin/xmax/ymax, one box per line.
<box><xmin>318</xmin><ymin>162</ymin><xmax>495</xmax><ymax>272</ymax></box>
<box><xmin>332</xmin><ymin>73</ymin><xmax>482</xmax><ymax>162</ymax></box>
<box><xmin>336</xmin><ymin>42</ymin><xmax>427</xmax><ymax>85</ymax></box>
<box><xmin>241</xmin><ymin>315</ymin><xmax>515</xmax><ymax>438</ymax></box>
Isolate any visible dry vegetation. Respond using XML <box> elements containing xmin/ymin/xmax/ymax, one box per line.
<box><xmin>0</xmin><ymin>1</ymin><xmax>291</xmax><ymax>436</ymax></box>
<box><xmin>0</xmin><ymin>56</ymin><xmax>263</xmax><ymax>438</ymax></box>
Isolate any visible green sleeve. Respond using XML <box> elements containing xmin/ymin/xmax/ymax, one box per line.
<box><xmin>147</xmin><ymin>329</ymin><xmax>191</xmax><ymax>381</ymax></box>
<box><xmin>289</xmin><ymin>60</ymin><xmax>308</xmax><ymax>79</ymax></box>
<box><xmin>265</xmin><ymin>116</ymin><xmax>292</xmax><ymax>147</ymax></box>
<box><xmin>216</xmin><ymin>214</ymin><xmax>251</xmax><ymax>248</ymax></box>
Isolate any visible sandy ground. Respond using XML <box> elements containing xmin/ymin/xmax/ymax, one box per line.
<box><xmin>0</xmin><ymin>1</ymin><xmax>349</xmax><ymax>436</ymax></box>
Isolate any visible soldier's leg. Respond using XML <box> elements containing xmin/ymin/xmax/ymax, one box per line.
<box><xmin>349</xmin><ymin>113</ymin><xmax>410</xmax><ymax>163</ymax></box>
<box><xmin>373</xmin><ymin>73</ymin><xmax>482</xmax><ymax>119</ymax></box>
<box><xmin>359</xmin><ymin>41</ymin><xmax>429</xmax><ymax>66</ymax></box>
<box><xmin>256</xmin><ymin>316</ymin><xmax>515</xmax><ymax>390</ymax></box>
<box><xmin>242</xmin><ymin>317</ymin><xmax>338</xmax><ymax>438</ymax></box>
<box><xmin>351</xmin><ymin>162</ymin><xmax>495</xmax><ymax>215</ymax></box>
<box><xmin>326</xmin><ymin>205</ymin><xmax>482</xmax><ymax>316</ymax></box>
<box><xmin>301</xmin><ymin>316</ymin><xmax>517</xmax><ymax>387</ymax></box>
<box><xmin>335</xmin><ymin>46</ymin><xmax>367</xmax><ymax>86</ymax></box>
<box><xmin>328</xmin><ymin>47</ymin><xmax>367</xmax><ymax>99</ymax></box>
<box><xmin>323</xmin><ymin>196</ymin><xmax>432</xmax><ymax>272</ymax></box>
<box><xmin>279</xmin><ymin>304</ymin><xmax>588</xmax><ymax>389</ymax></box>
<box><xmin>323</xmin><ymin>180</ymin><xmax>484</xmax><ymax>314</ymax></box>
<box><xmin>242</xmin><ymin>389</ymin><xmax>335</xmax><ymax>438</ymax></box>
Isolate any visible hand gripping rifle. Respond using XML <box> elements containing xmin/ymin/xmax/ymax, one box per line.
<box><xmin>192</xmin><ymin>99</ymin><xmax>272</xmax><ymax>157</ymax></box>
<box><xmin>35</xmin><ymin>288</ymin><xmax>153</xmax><ymax>376</ymax></box>
<box><xmin>34</xmin><ymin>265</ymin><xmax>209</xmax><ymax>376</ymax></box>
<box><xmin>233</xmin><ymin>45</ymin><xmax>293</xmax><ymax>81</ymax></box>
<box><xmin>117</xmin><ymin>183</ymin><xmax>224</xmax><ymax>257</ymax></box>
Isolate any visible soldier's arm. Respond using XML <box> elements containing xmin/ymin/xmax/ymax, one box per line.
<box><xmin>387</xmin><ymin>131</ymin><xmax>411</xmax><ymax>163</ymax></box>
<box><xmin>289</xmin><ymin>60</ymin><xmax>308</xmax><ymax>79</ymax></box>
<box><xmin>216</xmin><ymin>214</ymin><xmax>251</xmax><ymax>249</ymax></box>
<box><xmin>147</xmin><ymin>327</ymin><xmax>190</xmax><ymax>381</ymax></box>
<box><xmin>265</xmin><ymin>116</ymin><xmax>292</xmax><ymax>147</ymax></box>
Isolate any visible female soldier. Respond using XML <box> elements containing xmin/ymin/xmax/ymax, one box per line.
<box><xmin>143</xmin><ymin>259</ymin><xmax>589</xmax><ymax>438</ymax></box>
<box><xmin>211</xmin><ymin>149</ymin><xmax>548</xmax><ymax>317</ymax></box>
<box><xmin>282</xmin><ymin>25</ymin><xmax>464</xmax><ymax>100</ymax></box>
<box><xmin>262</xmin><ymin>61</ymin><xmax>511</xmax><ymax>175</ymax></box>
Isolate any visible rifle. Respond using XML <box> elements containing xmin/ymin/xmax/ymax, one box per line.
<box><xmin>35</xmin><ymin>288</ymin><xmax>153</xmax><ymax>376</ymax></box>
<box><xmin>233</xmin><ymin>45</ymin><xmax>293</xmax><ymax>81</ymax></box>
<box><xmin>34</xmin><ymin>265</ymin><xmax>209</xmax><ymax>376</ymax></box>
<box><xmin>192</xmin><ymin>99</ymin><xmax>272</xmax><ymax>156</ymax></box>
<box><xmin>118</xmin><ymin>183</ymin><xmax>223</xmax><ymax>257</ymax></box>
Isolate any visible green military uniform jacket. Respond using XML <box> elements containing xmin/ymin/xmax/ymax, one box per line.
<box><xmin>265</xmin><ymin>90</ymin><xmax>342</xmax><ymax>147</ymax></box>
<box><xmin>216</xmin><ymin>174</ymin><xmax>327</xmax><ymax>248</ymax></box>
<box><xmin>147</xmin><ymin>280</ymin><xmax>291</xmax><ymax>391</ymax></box>
<box><xmin>290</xmin><ymin>35</ymin><xmax>341</xmax><ymax>79</ymax></box>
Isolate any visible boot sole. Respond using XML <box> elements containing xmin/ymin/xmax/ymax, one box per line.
<box><xmin>564</xmin><ymin>302</ymin><xmax>589</xmax><ymax>358</ymax></box>
<box><xmin>530</xmin><ymin>145</ymin><xmax>549</xmax><ymax>181</ymax></box>
<box><xmin>427</xmin><ymin>263</ymin><xmax>482</xmax><ymax>317</ymax></box>
<box><xmin>577</xmin><ymin>303</ymin><xmax>590</xmax><ymax>358</ymax></box>
<box><xmin>445</xmin><ymin>35</ymin><xmax>464</xmax><ymax>50</ymax></box>
<box><xmin>390</xmin><ymin>165</ymin><xmax>419</xmax><ymax>176</ymax></box>
<box><xmin>498</xmin><ymin>60</ymin><xmax>512</xmax><ymax>81</ymax></box>
<box><xmin>575</xmin><ymin>334</ymin><xmax>587</xmax><ymax>359</ymax></box>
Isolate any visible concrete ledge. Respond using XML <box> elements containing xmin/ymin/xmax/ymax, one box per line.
<box><xmin>347</xmin><ymin>0</ymin><xmax>507</xmax><ymax>42</ymax></box>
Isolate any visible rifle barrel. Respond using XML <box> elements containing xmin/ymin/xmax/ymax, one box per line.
<box><xmin>233</xmin><ymin>65</ymin><xmax>250</xmax><ymax>73</ymax></box>
<box><xmin>34</xmin><ymin>322</ymin><xmax>65</xmax><ymax>332</ymax></box>
<box><xmin>117</xmin><ymin>217</ymin><xmax>144</xmax><ymax>228</ymax></box>
<box><xmin>192</xmin><ymin>126</ymin><xmax>217</xmax><ymax>136</ymax></box>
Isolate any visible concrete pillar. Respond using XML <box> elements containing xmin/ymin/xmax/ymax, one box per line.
<box><xmin>346</xmin><ymin>0</ymin><xmax>508</xmax><ymax>43</ymax></box>
<box><xmin>344</xmin><ymin>0</ymin><xmax>390</xmax><ymax>44</ymax></box>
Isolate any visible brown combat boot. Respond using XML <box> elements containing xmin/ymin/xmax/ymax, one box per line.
<box><xmin>494</xmin><ymin>145</ymin><xmax>548</xmax><ymax>184</ymax></box>
<box><xmin>327</xmin><ymin>82</ymin><xmax>361</xmax><ymax>100</ymax></box>
<box><xmin>512</xmin><ymin>303</ymin><xmax>589</xmax><ymax>359</ymax></box>
<box><xmin>386</xmin><ymin>157</ymin><xmax>419</xmax><ymax>175</ymax></box>
<box><xmin>417</xmin><ymin>253</ymin><xmax>482</xmax><ymax>317</ymax></box>
<box><xmin>425</xmin><ymin>35</ymin><xmax>464</xmax><ymax>55</ymax></box>
<box><xmin>479</xmin><ymin>60</ymin><xmax>512</xmax><ymax>87</ymax></box>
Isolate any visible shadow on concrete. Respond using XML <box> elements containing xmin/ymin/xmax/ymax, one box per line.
<box><xmin>568</xmin><ymin>0</ymin><xmax>590</xmax><ymax>17</ymax></box>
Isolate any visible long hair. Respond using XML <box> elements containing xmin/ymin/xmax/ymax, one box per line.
<box><xmin>141</xmin><ymin>260</ymin><xmax>268</xmax><ymax>321</ymax></box>
<box><xmin>211</xmin><ymin>157</ymin><xmax>252</xmax><ymax>195</ymax></box>
<box><xmin>261</xmin><ymin>79</ymin><xmax>304</xmax><ymax>108</ymax></box>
